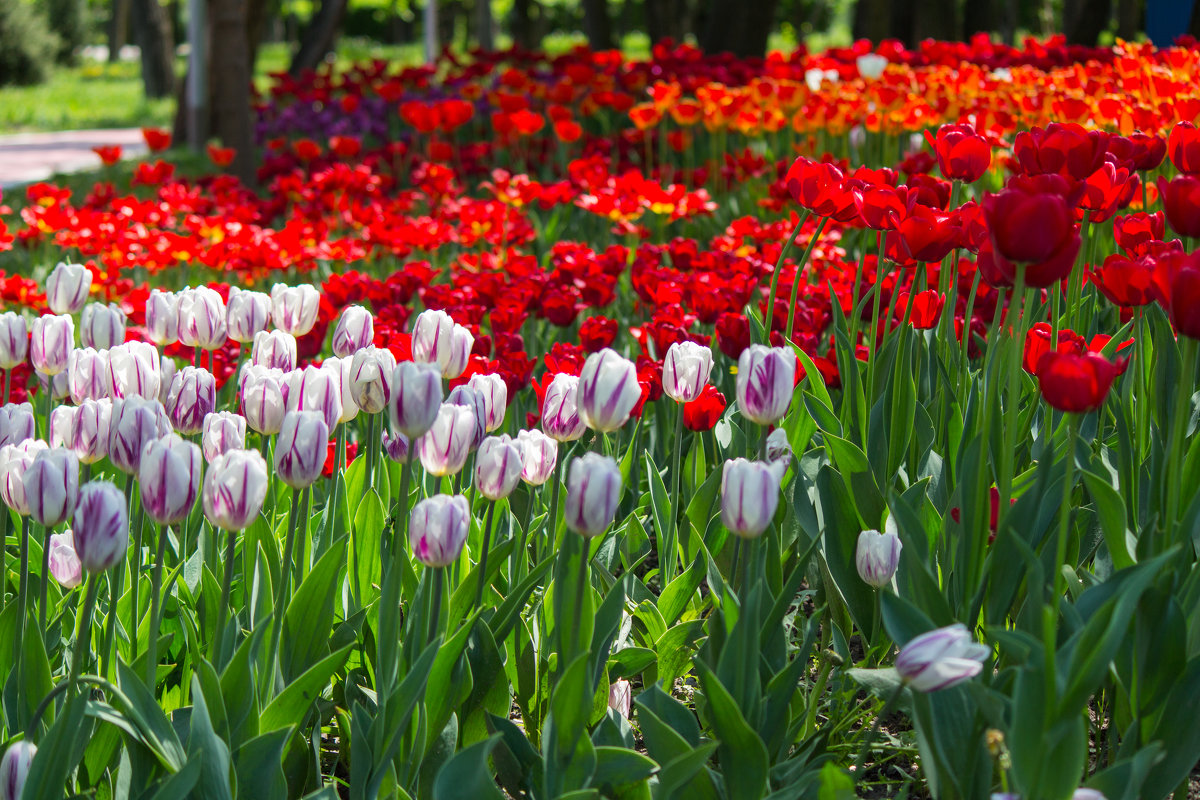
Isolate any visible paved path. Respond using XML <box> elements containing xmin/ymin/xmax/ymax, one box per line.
<box><xmin>0</xmin><ymin>129</ymin><xmax>147</xmax><ymax>191</ymax></box>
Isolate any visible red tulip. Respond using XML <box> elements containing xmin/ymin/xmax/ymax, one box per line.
<box><xmin>682</xmin><ymin>384</ymin><xmax>726</xmax><ymax>431</ymax></box>
<box><xmin>897</xmin><ymin>204</ymin><xmax>959</xmax><ymax>263</ymax></box>
<box><xmin>925</xmin><ymin>123</ymin><xmax>991</xmax><ymax>183</ymax></box>
<box><xmin>715</xmin><ymin>312</ymin><xmax>750</xmax><ymax>359</ymax></box>
<box><xmin>1013</xmin><ymin>123</ymin><xmax>1109</xmax><ymax>182</ymax></box>
<box><xmin>1153</xmin><ymin>251</ymin><xmax>1200</xmax><ymax>339</ymax></box>
<box><xmin>1035</xmin><ymin>350</ymin><xmax>1124</xmax><ymax>413</ymax></box>
<box><xmin>1113</xmin><ymin>212</ymin><xmax>1165</xmax><ymax>256</ymax></box>
<box><xmin>206</xmin><ymin>144</ymin><xmax>236</xmax><ymax>167</ymax></box>
<box><xmin>898</xmin><ymin>289</ymin><xmax>945</xmax><ymax>329</ymax></box>
<box><xmin>1156</xmin><ymin>175</ymin><xmax>1200</xmax><ymax>239</ymax></box>
<box><xmin>579</xmin><ymin>315</ymin><xmax>618</xmax><ymax>352</ymax></box>
<box><xmin>1108</xmin><ymin>132</ymin><xmax>1166</xmax><ymax>172</ymax></box>
<box><xmin>141</xmin><ymin>127</ymin><xmax>171</xmax><ymax>152</ymax></box>
<box><xmin>1091</xmin><ymin>253</ymin><xmax>1158</xmax><ymax>308</ymax></box>
<box><xmin>1022</xmin><ymin>322</ymin><xmax>1085</xmax><ymax>373</ymax></box>
<box><xmin>92</xmin><ymin>145</ymin><xmax>122</xmax><ymax>166</ymax></box>
<box><xmin>981</xmin><ymin>183</ymin><xmax>1080</xmax><ymax>287</ymax></box>
<box><xmin>1081</xmin><ymin>156</ymin><xmax>1139</xmax><ymax>224</ymax></box>
<box><xmin>784</xmin><ymin>158</ymin><xmax>858</xmax><ymax>222</ymax></box>
<box><xmin>853</xmin><ymin>183</ymin><xmax>906</xmax><ymax>230</ymax></box>
<box><xmin>1168</xmin><ymin>122</ymin><xmax>1200</xmax><ymax>174</ymax></box>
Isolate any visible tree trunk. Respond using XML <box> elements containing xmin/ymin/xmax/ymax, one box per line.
<box><xmin>1064</xmin><ymin>0</ymin><xmax>1112</xmax><ymax>45</ymax></box>
<box><xmin>288</xmin><ymin>0</ymin><xmax>348</xmax><ymax>75</ymax></box>
<box><xmin>582</xmin><ymin>0</ymin><xmax>613</xmax><ymax>49</ymax></box>
<box><xmin>511</xmin><ymin>0</ymin><xmax>536</xmax><ymax>48</ymax></box>
<box><xmin>1115</xmin><ymin>0</ymin><xmax>1140</xmax><ymax>39</ymax></box>
<box><xmin>963</xmin><ymin>0</ymin><xmax>997</xmax><ymax>37</ymax></box>
<box><xmin>913</xmin><ymin>0</ymin><xmax>958</xmax><ymax>41</ymax></box>
<box><xmin>739</xmin><ymin>0</ymin><xmax>777</xmax><ymax>57</ymax></box>
<box><xmin>210</xmin><ymin>0</ymin><xmax>256</xmax><ymax>184</ymax></box>
<box><xmin>852</xmin><ymin>0</ymin><xmax>892</xmax><ymax>44</ymax></box>
<box><xmin>476</xmin><ymin>0</ymin><xmax>494</xmax><ymax>50</ymax></box>
<box><xmin>132</xmin><ymin>0</ymin><xmax>176</xmax><ymax>99</ymax></box>
<box><xmin>109</xmin><ymin>0</ymin><xmax>131</xmax><ymax>63</ymax></box>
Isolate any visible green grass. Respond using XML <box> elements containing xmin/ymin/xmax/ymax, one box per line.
<box><xmin>0</xmin><ymin>59</ymin><xmax>176</xmax><ymax>133</ymax></box>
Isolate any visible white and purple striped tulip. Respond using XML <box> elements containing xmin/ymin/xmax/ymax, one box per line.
<box><xmin>0</xmin><ymin>404</ymin><xmax>35</xmax><ymax>448</ymax></box>
<box><xmin>349</xmin><ymin>347</ymin><xmax>394</xmax><ymax>415</ymax></box>
<box><xmin>382</xmin><ymin>430</ymin><xmax>409</xmax><ymax>462</ymax></box>
<box><xmin>389</xmin><ymin>360</ymin><xmax>442</xmax><ymax>439</ymax></box>
<box><xmin>72</xmin><ymin>480</ymin><xmax>128</xmax><ymax>573</ymax></box>
<box><xmin>139</xmin><ymin>434</ymin><xmax>201</xmax><ymax>525</ymax></box>
<box><xmin>516</xmin><ymin>429</ymin><xmax>557</xmax><ymax>486</ymax></box>
<box><xmin>856</xmin><ymin>529</ymin><xmax>902</xmax><ymax>588</ymax></box>
<box><xmin>177</xmin><ymin>286</ymin><xmax>227</xmax><ymax>350</ymax></box>
<box><xmin>446</xmin><ymin>384</ymin><xmax>487</xmax><ymax>449</ymax></box>
<box><xmin>564</xmin><ymin>452</ymin><xmax>622</xmax><ymax>537</ymax></box>
<box><xmin>736</xmin><ymin>345</ymin><xmax>796</xmax><ymax>426</ymax></box>
<box><xmin>288</xmin><ymin>364</ymin><xmax>343</xmax><ymax>432</ymax></box>
<box><xmin>475</xmin><ymin>435</ymin><xmax>525</xmax><ymax>500</ymax></box>
<box><xmin>109</xmin><ymin>396</ymin><xmax>170</xmax><ymax>474</ymax></box>
<box><xmin>322</xmin><ymin>356</ymin><xmax>359</xmax><ymax>424</ymax></box>
<box><xmin>202</xmin><ymin>411</ymin><xmax>247</xmax><ymax>462</ymax></box>
<box><xmin>541</xmin><ymin>373</ymin><xmax>585</xmax><ymax>442</ymax></box>
<box><xmin>411</xmin><ymin>309</ymin><xmax>455</xmax><ymax>370</ymax></box>
<box><xmin>765</xmin><ymin>428</ymin><xmax>793</xmax><ymax>470</ymax></box>
<box><xmin>442</xmin><ymin>325</ymin><xmax>474</xmax><ymax>380</ymax></box>
<box><xmin>720</xmin><ymin>458</ymin><xmax>781</xmax><ymax>539</ymax></box>
<box><xmin>23</xmin><ymin>447</ymin><xmax>79</xmax><ymax>527</ymax></box>
<box><xmin>203</xmin><ymin>448</ymin><xmax>268</xmax><ymax>530</ymax></box>
<box><xmin>895</xmin><ymin>623</ymin><xmax>990</xmax><ymax>692</ymax></box>
<box><xmin>166</xmin><ymin>366</ymin><xmax>216</xmax><ymax>435</ymax></box>
<box><xmin>68</xmin><ymin>347</ymin><xmax>110</xmax><ymax>403</ymax></box>
<box><xmin>0</xmin><ymin>741</ymin><xmax>36</xmax><ymax>800</ymax></box>
<box><xmin>662</xmin><ymin>341</ymin><xmax>713</xmax><ymax>403</ymax></box>
<box><xmin>106</xmin><ymin>341</ymin><xmax>161</xmax><ymax>401</ymax></box>
<box><xmin>251</xmin><ymin>329</ymin><xmax>297</xmax><ymax>372</ymax></box>
<box><xmin>0</xmin><ymin>439</ymin><xmax>47</xmax><ymax>515</ymax></box>
<box><xmin>578</xmin><ymin>348</ymin><xmax>641</xmax><ymax>434</ymax></box>
<box><xmin>409</xmin><ymin>494</ymin><xmax>470</xmax><ymax>568</ymax></box>
<box><xmin>48</xmin><ymin>404</ymin><xmax>76</xmax><ymax>450</ymax></box>
<box><xmin>240</xmin><ymin>365</ymin><xmax>286</xmax><ymax>436</ymax></box>
<box><xmin>46</xmin><ymin>262</ymin><xmax>90</xmax><ymax>315</ymax></box>
<box><xmin>331</xmin><ymin>304</ymin><xmax>374</xmax><ymax>358</ymax></box>
<box><xmin>416</xmin><ymin>402</ymin><xmax>477</xmax><ymax>477</ymax></box>
<box><xmin>275</xmin><ymin>410</ymin><xmax>328</xmax><ymax>489</ymax></box>
<box><xmin>157</xmin><ymin>357</ymin><xmax>176</xmax><ymax>407</ymax></box>
<box><xmin>0</xmin><ymin>312</ymin><xmax>28</xmax><ymax>369</ymax></box>
<box><xmin>80</xmin><ymin>302</ymin><xmax>126</xmax><ymax>350</ymax></box>
<box><xmin>225</xmin><ymin>288</ymin><xmax>273</xmax><ymax>343</ymax></box>
<box><xmin>72</xmin><ymin>398</ymin><xmax>112</xmax><ymax>464</ymax></box>
<box><xmin>608</xmin><ymin>679</ymin><xmax>632</xmax><ymax>719</ymax></box>
<box><xmin>467</xmin><ymin>372</ymin><xmax>507</xmax><ymax>432</ymax></box>
<box><xmin>30</xmin><ymin>314</ymin><xmax>74</xmax><ymax>376</ymax></box>
<box><xmin>145</xmin><ymin>289</ymin><xmax>179</xmax><ymax>347</ymax></box>
<box><xmin>48</xmin><ymin>530</ymin><xmax>82</xmax><ymax>588</ymax></box>
<box><xmin>270</xmin><ymin>283</ymin><xmax>320</xmax><ymax>337</ymax></box>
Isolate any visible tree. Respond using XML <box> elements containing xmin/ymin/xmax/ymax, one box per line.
<box><xmin>1064</xmin><ymin>0</ymin><xmax>1114</xmax><ymax>45</ymax></box>
<box><xmin>582</xmin><ymin>0</ymin><xmax>613</xmax><ymax>49</ymax></box>
<box><xmin>108</xmin><ymin>0</ymin><xmax>132</xmax><ymax>63</ymax></box>
<box><xmin>210</xmin><ymin>0</ymin><xmax>256</xmax><ymax>183</ymax></box>
<box><xmin>289</xmin><ymin>0</ymin><xmax>349</xmax><ymax>74</ymax></box>
<box><xmin>133</xmin><ymin>0</ymin><xmax>176</xmax><ymax>98</ymax></box>
<box><xmin>700</xmin><ymin>0</ymin><xmax>779</xmax><ymax>57</ymax></box>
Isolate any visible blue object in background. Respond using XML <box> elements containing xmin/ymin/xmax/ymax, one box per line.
<box><xmin>1146</xmin><ymin>0</ymin><xmax>1194</xmax><ymax>45</ymax></box>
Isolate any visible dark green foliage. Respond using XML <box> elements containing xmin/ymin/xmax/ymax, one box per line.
<box><xmin>0</xmin><ymin>1</ymin><xmax>61</xmax><ymax>86</ymax></box>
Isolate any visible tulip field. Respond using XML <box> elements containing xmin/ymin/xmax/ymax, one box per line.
<box><xmin>2</xmin><ymin>33</ymin><xmax>1200</xmax><ymax>800</ymax></box>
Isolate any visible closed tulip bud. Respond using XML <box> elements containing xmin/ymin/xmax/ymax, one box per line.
<box><xmin>177</xmin><ymin>286</ymin><xmax>227</xmax><ymax>350</ymax></box>
<box><xmin>68</xmin><ymin>347</ymin><xmax>110</xmax><ymax>403</ymax></box>
<box><xmin>382</xmin><ymin>430</ymin><xmax>409</xmax><ymax>461</ymax></box>
<box><xmin>106</xmin><ymin>341</ymin><xmax>160</xmax><ymax>401</ymax></box>
<box><xmin>349</xmin><ymin>347</ymin><xmax>394</xmax><ymax>414</ymax></box>
<box><xmin>736</xmin><ymin>345</ymin><xmax>796</xmax><ymax>425</ymax></box>
<box><xmin>389</xmin><ymin>361</ymin><xmax>443</xmax><ymax>439</ymax></box>
<box><xmin>251</xmin><ymin>329</ymin><xmax>297</xmax><ymax>372</ymax></box>
<box><xmin>578</xmin><ymin>348</ymin><xmax>641</xmax><ymax>433</ymax></box>
<box><xmin>109</xmin><ymin>396</ymin><xmax>170</xmax><ymax>474</ymax></box>
<box><xmin>417</xmin><ymin>402</ymin><xmax>477</xmax><ymax>477</ymax></box>
<box><xmin>270</xmin><ymin>283</ymin><xmax>320</xmax><ymax>336</ymax></box>
<box><xmin>475</xmin><ymin>435</ymin><xmax>524</xmax><ymax>500</ymax></box>
<box><xmin>80</xmin><ymin>302</ymin><xmax>126</xmax><ymax>350</ymax></box>
<box><xmin>608</xmin><ymin>679</ymin><xmax>632</xmax><ymax>718</ymax></box>
<box><xmin>48</xmin><ymin>531</ymin><xmax>82</xmax><ymax>588</ymax></box>
<box><xmin>225</xmin><ymin>288</ymin><xmax>272</xmax><ymax>343</ymax></box>
<box><xmin>240</xmin><ymin>365</ymin><xmax>286</xmax><ymax>435</ymax></box>
<box><xmin>49</xmin><ymin>404</ymin><xmax>76</xmax><ymax>449</ymax></box>
<box><xmin>895</xmin><ymin>623</ymin><xmax>989</xmax><ymax>692</ymax></box>
<box><xmin>72</xmin><ymin>480</ymin><xmax>128</xmax><ymax>573</ymax></box>
<box><xmin>0</xmin><ymin>403</ymin><xmax>35</xmax><ymax>448</ymax></box>
<box><xmin>662</xmin><ymin>341</ymin><xmax>714</xmax><ymax>403</ymax></box>
<box><xmin>23</xmin><ymin>447</ymin><xmax>79</xmax><ymax>527</ymax></box>
<box><xmin>30</xmin><ymin>314</ymin><xmax>74</xmax><ymax>376</ymax></box>
<box><xmin>203</xmin><ymin>448</ymin><xmax>269</xmax><ymax>530</ymax></box>
<box><xmin>409</xmin><ymin>494</ymin><xmax>470</xmax><ymax>567</ymax></box>
<box><xmin>202</xmin><ymin>412</ymin><xmax>247</xmax><ymax>461</ymax></box>
<box><xmin>411</xmin><ymin>309</ymin><xmax>454</xmax><ymax>368</ymax></box>
<box><xmin>139</xmin><ymin>434</ymin><xmax>201</xmax><ymax>524</ymax></box>
<box><xmin>542</xmin><ymin>373</ymin><xmax>586</xmax><ymax>442</ymax></box>
<box><xmin>446</xmin><ymin>384</ymin><xmax>487</xmax><ymax>449</ymax></box>
<box><xmin>467</xmin><ymin>373</ymin><xmax>507</xmax><ymax>432</ymax></box>
<box><xmin>331</xmin><ymin>305</ymin><xmax>374</xmax><ymax>357</ymax></box>
<box><xmin>287</xmin><ymin>365</ymin><xmax>343</xmax><ymax>432</ymax></box>
<box><xmin>0</xmin><ymin>741</ymin><xmax>36</xmax><ymax>800</ymax></box>
<box><xmin>72</xmin><ymin>398</ymin><xmax>112</xmax><ymax>464</ymax></box>
<box><xmin>0</xmin><ymin>312</ymin><xmax>28</xmax><ymax>369</ymax></box>
<box><xmin>145</xmin><ymin>290</ymin><xmax>180</xmax><ymax>346</ymax></box>
<box><xmin>0</xmin><ymin>440</ymin><xmax>47</xmax><ymax>515</ymax></box>
<box><xmin>166</xmin><ymin>367</ymin><xmax>216</xmax><ymax>435</ymax></box>
<box><xmin>443</xmin><ymin>325</ymin><xmax>474</xmax><ymax>380</ymax></box>
<box><xmin>275</xmin><ymin>410</ymin><xmax>329</xmax><ymax>488</ymax></box>
<box><xmin>516</xmin><ymin>429</ymin><xmax>557</xmax><ymax>485</ymax></box>
<box><xmin>856</xmin><ymin>529</ymin><xmax>902</xmax><ymax>587</ymax></box>
<box><xmin>764</xmin><ymin>428</ymin><xmax>792</xmax><ymax>469</ymax></box>
<box><xmin>322</xmin><ymin>356</ymin><xmax>358</xmax><ymax>424</ymax></box>
<box><xmin>46</xmin><ymin>261</ymin><xmax>91</xmax><ymax>314</ymax></box>
<box><xmin>564</xmin><ymin>453</ymin><xmax>622</xmax><ymax>537</ymax></box>
<box><xmin>721</xmin><ymin>458</ymin><xmax>781</xmax><ymax>538</ymax></box>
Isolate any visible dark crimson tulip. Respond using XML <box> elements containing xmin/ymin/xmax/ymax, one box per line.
<box><xmin>1013</xmin><ymin>123</ymin><xmax>1109</xmax><ymax>182</ymax></box>
<box><xmin>904</xmin><ymin>173</ymin><xmax>953</xmax><ymax>210</ymax></box>
<box><xmin>1036</xmin><ymin>350</ymin><xmax>1124</xmax><ymax>413</ymax></box>
<box><xmin>898</xmin><ymin>290</ymin><xmax>945</xmax><ymax>329</ymax></box>
<box><xmin>715</xmin><ymin>312</ymin><xmax>750</xmax><ymax>360</ymax></box>
<box><xmin>1156</xmin><ymin>175</ymin><xmax>1200</xmax><ymax>239</ymax></box>
<box><xmin>1107</xmin><ymin>132</ymin><xmax>1167</xmax><ymax>171</ymax></box>
<box><xmin>925</xmin><ymin>124</ymin><xmax>991</xmax><ymax>183</ymax></box>
<box><xmin>1153</xmin><ymin>251</ymin><xmax>1200</xmax><ymax>339</ymax></box>
<box><xmin>1168</xmin><ymin>122</ymin><xmax>1200</xmax><ymax>174</ymax></box>
<box><xmin>955</xmin><ymin>200</ymin><xmax>989</xmax><ymax>253</ymax></box>
<box><xmin>982</xmin><ymin>183</ymin><xmax>1081</xmax><ymax>287</ymax></box>
<box><xmin>1022</xmin><ymin>322</ymin><xmax>1085</xmax><ymax>374</ymax></box>
<box><xmin>1081</xmin><ymin>156</ymin><xmax>1139</xmax><ymax>223</ymax></box>
<box><xmin>897</xmin><ymin>204</ymin><xmax>959</xmax><ymax>263</ymax></box>
<box><xmin>579</xmin><ymin>315</ymin><xmax>618</xmax><ymax>352</ymax></box>
<box><xmin>683</xmin><ymin>384</ymin><xmax>726</xmax><ymax>431</ymax></box>
<box><xmin>1092</xmin><ymin>253</ymin><xmax>1158</xmax><ymax>307</ymax></box>
<box><xmin>853</xmin><ymin>183</ymin><xmax>907</xmax><ymax>230</ymax></box>
<box><xmin>951</xmin><ymin>486</ymin><xmax>1012</xmax><ymax>541</ymax></box>
<box><xmin>1113</xmin><ymin>212</ymin><xmax>1165</xmax><ymax>256</ymax></box>
<box><xmin>784</xmin><ymin>158</ymin><xmax>859</xmax><ymax>222</ymax></box>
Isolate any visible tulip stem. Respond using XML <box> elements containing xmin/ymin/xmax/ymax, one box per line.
<box><xmin>1044</xmin><ymin>415</ymin><xmax>1078</xmax><ymax>719</ymax></box>
<box><xmin>574</xmin><ymin>535</ymin><xmax>591</xmax><ymax>657</ymax></box>
<box><xmin>16</xmin><ymin>516</ymin><xmax>30</xmax><ymax>699</ymax></box>
<box><xmin>785</xmin><ymin>216</ymin><xmax>829</xmax><ymax>340</ymax></box>
<box><xmin>213</xmin><ymin>529</ymin><xmax>239</xmax><ymax>668</ymax></box>
<box><xmin>146</xmin><ymin>523</ymin><xmax>169</xmax><ymax>687</ymax></box>
<box><xmin>662</xmin><ymin>405</ymin><xmax>685</xmax><ymax>587</ymax></box>
<box><xmin>1165</xmin><ymin>336</ymin><xmax>1198</xmax><ymax>535</ymax></box>
<box><xmin>69</xmin><ymin>574</ymin><xmax>101</xmax><ymax>695</ymax></box>
<box><xmin>1</xmin><ymin>367</ymin><xmax>8</xmax><ymax>404</ymax></box>
<box><xmin>762</xmin><ymin>214</ymin><xmax>808</xmax><ymax>343</ymax></box>
<box><xmin>427</xmin><ymin>566</ymin><xmax>443</xmax><ymax>647</ymax></box>
<box><xmin>999</xmin><ymin>267</ymin><xmax>1029</xmax><ymax>514</ymax></box>
<box><xmin>959</xmin><ymin>268</ymin><xmax>983</xmax><ymax>367</ymax></box>
<box><xmin>99</xmin><ymin>479</ymin><xmax>135</xmax><ymax>681</ymax></box>
<box><xmin>38</xmin><ymin>523</ymin><xmax>52</xmax><ymax>634</ymax></box>
<box><xmin>474</xmin><ymin>502</ymin><xmax>496</xmax><ymax>610</ymax></box>
<box><xmin>378</xmin><ymin>450</ymin><xmax>414</xmax><ymax>705</ymax></box>
<box><xmin>128</xmin><ymin>498</ymin><xmax>144</xmax><ymax>662</ymax></box>
<box><xmin>851</xmin><ymin>682</ymin><xmax>903</xmax><ymax>784</ymax></box>
<box><xmin>269</xmin><ymin>488</ymin><xmax>303</xmax><ymax>694</ymax></box>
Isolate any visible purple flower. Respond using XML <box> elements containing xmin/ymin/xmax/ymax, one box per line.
<box><xmin>22</xmin><ymin>447</ymin><xmax>79</xmax><ymax>527</ymax></box>
<box><xmin>48</xmin><ymin>531</ymin><xmax>82</xmax><ymax>588</ymax></box>
<box><xmin>145</xmin><ymin>290</ymin><xmax>179</xmax><ymax>346</ymax></box>
<box><xmin>0</xmin><ymin>440</ymin><xmax>47</xmax><ymax>515</ymax></box>
<box><xmin>349</xmin><ymin>347</ymin><xmax>394</xmax><ymax>415</ymax></box>
<box><xmin>139</xmin><ymin>434</ymin><xmax>202</xmax><ymax>525</ymax></box>
<box><xmin>467</xmin><ymin>372</ymin><xmax>507</xmax><ymax>433</ymax></box>
<box><xmin>30</xmin><ymin>314</ymin><xmax>74</xmax><ymax>376</ymax></box>
<box><xmin>331</xmin><ymin>304</ymin><xmax>374</xmax><ymax>357</ymax></box>
<box><xmin>409</xmin><ymin>494</ymin><xmax>471</xmax><ymax>567</ymax></box>
<box><xmin>226</xmin><ymin>288</ymin><xmax>273</xmax><ymax>343</ymax></box>
<box><xmin>271</xmin><ymin>283</ymin><xmax>320</xmax><ymax>337</ymax></box>
<box><xmin>203</xmin><ymin>448</ymin><xmax>269</xmax><ymax>530</ymax></box>
<box><xmin>106</xmin><ymin>341</ymin><xmax>161</xmax><ymax>401</ymax></box>
<box><xmin>736</xmin><ymin>345</ymin><xmax>796</xmax><ymax>425</ymax></box>
<box><xmin>0</xmin><ymin>403</ymin><xmax>35</xmax><ymax>448</ymax></box>
<box><xmin>287</xmin><ymin>364</ymin><xmax>343</xmax><ymax>432</ymax></box>
<box><xmin>895</xmin><ymin>624</ymin><xmax>990</xmax><ymax>692</ymax></box>
<box><xmin>720</xmin><ymin>458</ymin><xmax>781</xmax><ymax>538</ymax></box>
<box><xmin>109</xmin><ymin>396</ymin><xmax>170</xmax><ymax>474</ymax></box>
<box><xmin>72</xmin><ymin>481</ymin><xmax>129</xmax><ymax>573</ymax></box>
<box><xmin>856</xmin><ymin>529</ymin><xmax>902</xmax><ymax>588</ymax></box>
<box><xmin>662</xmin><ymin>341</ymin><xmax>713</xmax><ymax>403</ymax></box>
<box><xmin>516</xmin><ymin>428</ymin><xmax>557</xmax><ymax>486</ymax></box>
<box><xmin>0</xmin><ymin>741</ymin><xmax>36</xmax><ymax>800</ymax></box>
<box><xmin>177</xmin><ymin>287</ymin><xmax>228</xmax><ymax>350</ymax></box>
<box><xmin>46</xmin><ymin>262</ymin><xmax>91</xmax><ymax>315</ymax></box>
<box><xmin>80</xmin><ymin>302</ymin><xmax>126</xmax><ymax>350</ymax></box>
<box><xmin>68</xmin><ymin>347</ymin><xmax>110</xmax><ymax>403</ymax></box>
<box><xmin>0</xmin><ymin>312</ymin><xmax>28</xmax><ymax>369</ymax></box>
<box><xmin>564</xmin><ymin>453</ymin><xmax>622</xmax><ymax>537</ymax></box>
<box><xmin>389</xmin><ymin>360</ymin><xmax>442</xmax><ymax>439</ymax></box>
<box><xmin>166</xmin><ymin>367</ymin><xmax>216</xmax><ymax>435</ymax></box>
<box><xmin>541</xmin><ymin>373</ymin><xmax>585</xmax><ymax>442</ymax></box>
<box><xmin>416</xmin><ymin>402</ymin><xmax>477</xmax><ymax>477</ymax></box>
<box><xmin>202</xmin><ymin>411</ymin><xmax>247</xmax><ymax>461</ymax></box>
<box><xmin>239</xmin><ymin>365</ymin><xmax>286</xmax><ymax>435</ymax></box>
<box><xmin>475</xmin><ymin>435</ymin><xmax>525</xmax><ymax>500</ymax></box>
<box><xmin>446</xmin><ymin>384</ymin><xmax>487</xmax><ymax>449</ymax></box>
<box><xmin>578</xmin><ymin>348</ymin><xmax>641</xmax><ymax>433</ymax></box>
<box><xmin>71</xmin><ymin>398</ymin><xmax>112</xmax><ymax>464</ymax></box>
<box><xmin>275</xmin><ymin>410</ymin><xmax>328</xmax><ymax>489</ymax></box>
<box><xmin>251</xmin><ymin>329</ymin><xmax>297</xmax><ymax>372</ymax></box>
